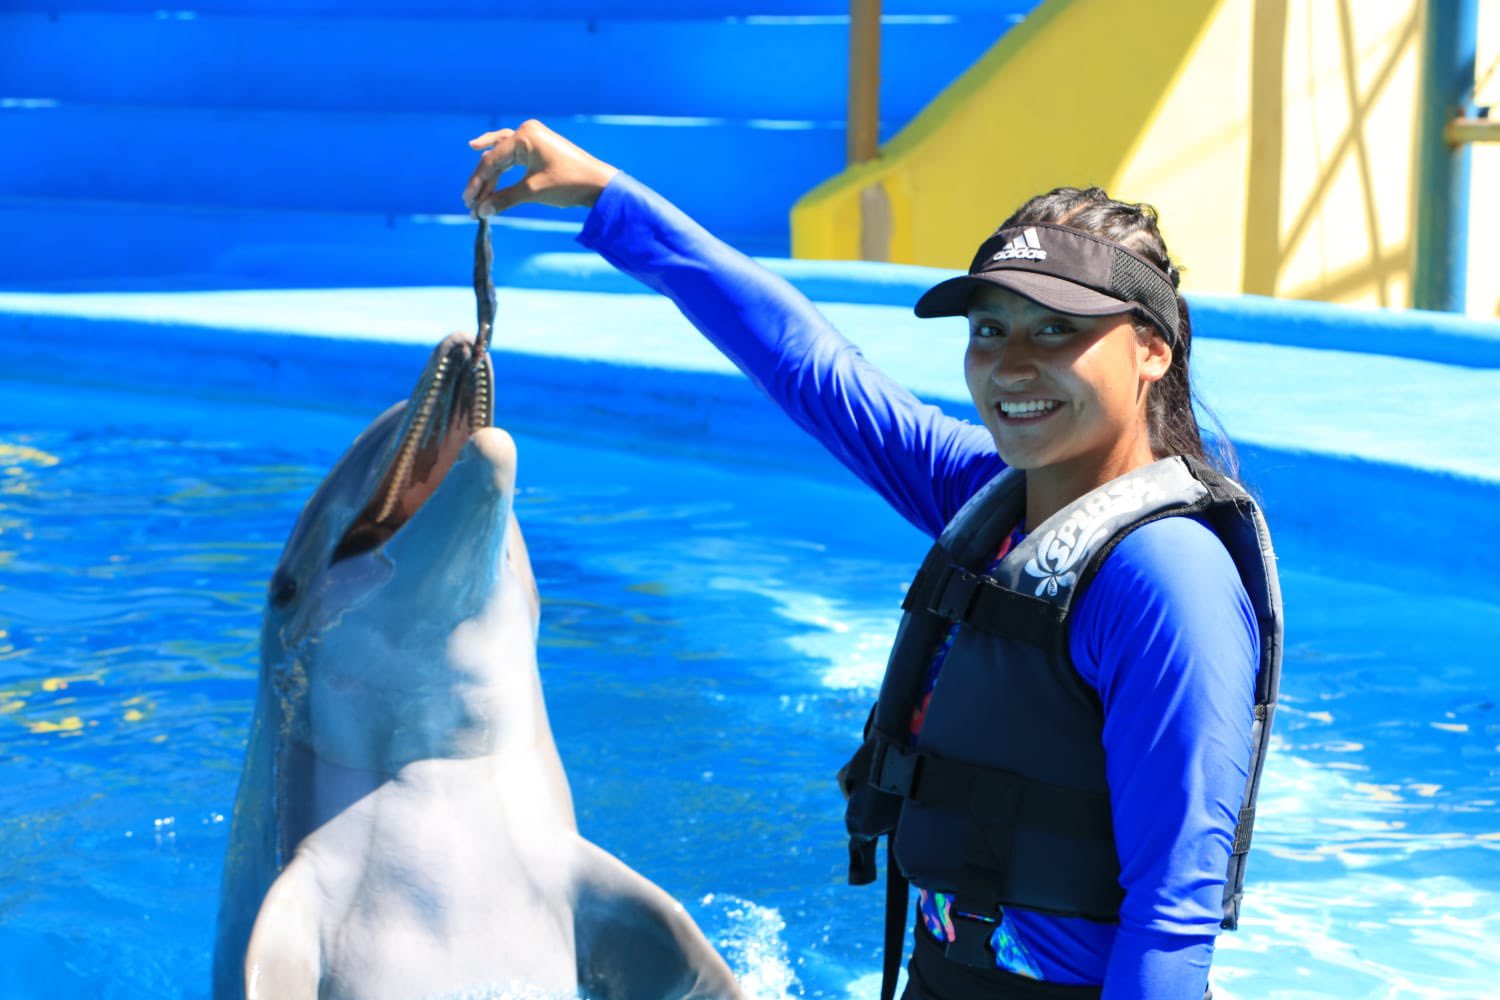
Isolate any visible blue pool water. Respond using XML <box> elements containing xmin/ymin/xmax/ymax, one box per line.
<box><xmin>1</xmin><ymin>374</ymin><xmax>1498</xmax><ymax>999</ymax></box>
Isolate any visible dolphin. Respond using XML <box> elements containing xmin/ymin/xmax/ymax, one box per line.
<box><xmin>212</xmin><ymin>330</ymin><xmax>743</xmax><ymax>1000</ymax></box>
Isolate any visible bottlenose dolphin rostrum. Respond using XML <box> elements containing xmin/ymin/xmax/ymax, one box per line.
<box><xmin>212</xmin><ymin>322</ymin><xmax>744</xmax><ymax>1000</ymax></box>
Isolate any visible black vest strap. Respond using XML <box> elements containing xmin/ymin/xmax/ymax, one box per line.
<box><xmin>910</xmin><ymin>562</ymin><xmax>1067</xmax><ymax>648</ymax></box>
<box><xmin>881</xmin><ymin>838</ymin><xmax>909</xmax><ymax>1000</ymax></box>
<box><xmin>868</xmin><ymin>738</ymin><xmax>1113</xmax><ymax>845</ymax></box>
<box><xmin>902</xmin><ymin>543</ymin><xmax>960</xmax><ymax>615</ymax></box>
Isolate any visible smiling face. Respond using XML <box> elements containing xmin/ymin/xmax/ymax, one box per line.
<box><xmin>964</xmin><ymin>284</ymin><xmax>1172</xmax><ymax>520</ymax></box>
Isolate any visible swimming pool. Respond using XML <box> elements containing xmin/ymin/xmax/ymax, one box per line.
<box><xmin>1</xmin><ymin>362</ymin><xmax>1497</xmax><ymax>999</ymax></box>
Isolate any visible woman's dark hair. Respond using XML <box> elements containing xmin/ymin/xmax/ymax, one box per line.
<box><xmin>999</xmin><ymin>187</ymin><xmax>1237</xmax><ymax>476</ymax></box>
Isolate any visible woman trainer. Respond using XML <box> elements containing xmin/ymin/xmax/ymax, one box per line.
<box><xmin>462</xmin><ymin>120</ymin><xmax>1281</xmax><ymax>1000</ymax></box>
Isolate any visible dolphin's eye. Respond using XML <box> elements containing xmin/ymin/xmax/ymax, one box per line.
<box><xmin>268</xmin><ymin>570</ymin><xmax>298</xmax><ymax>608</ymax></box>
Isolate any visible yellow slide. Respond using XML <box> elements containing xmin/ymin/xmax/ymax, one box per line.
<box><xmin>793</xmin><ymin>0</ymin><xmax>1499</xmax><ymax>317</ymax></box>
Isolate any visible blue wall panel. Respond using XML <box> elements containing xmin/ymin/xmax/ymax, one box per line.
<box><xmin>0</xmin><ymin>197</ymin><xmax>582</xmax><ymax>288</ymax></box>
<box><xmin>4</xmin><ymin>2</ymin><xmax>1036</xmax><ymax>18</ymax></box>
<box><xmin>0</xmin><ymin>106</ymin><xmax>843</xmax><ymax>240</ymax></box>
<box><xmin>0</xmin><ymin>3</ymin><xmax>1039</xmax><ymax>279</ymax></box>
<box><xmin>1190</xmin><ymin>292</ymin><xmax>1500</xmax><ymax>369</ymax></box>
<box><xmin>0</xmin><ymin>12</ymin><xmax>1015</xmax><ymax>123</ymax></box>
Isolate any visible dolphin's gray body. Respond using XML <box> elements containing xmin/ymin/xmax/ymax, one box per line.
<box><xmin>213</xmin><ymin>333</ymin><xmax>742</xmax><ymax>1000</ymax></box>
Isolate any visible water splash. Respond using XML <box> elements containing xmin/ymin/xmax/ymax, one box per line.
<box><xmin>420</xmin><ymin>987</ymin><xmax>579</xmax><ymax>1000</ymax></box>
<box><xmin>701</xmin><ymin>893</ymin><xmax>799</xmax><ymax>999</ymax></box>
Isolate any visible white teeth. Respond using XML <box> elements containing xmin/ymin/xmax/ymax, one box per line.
<box><xmin>999</xmin><ymin>399</ymin><xmax>1061</xmax><ymax>417</ymax></box>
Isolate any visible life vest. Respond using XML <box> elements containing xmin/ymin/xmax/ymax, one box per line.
<box><xmin>842</xmin><ymin>456</ymin><xmax>1282</xmax><ymax>949</ymax></box>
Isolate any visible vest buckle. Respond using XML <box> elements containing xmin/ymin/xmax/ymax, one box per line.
<box><xmin>943</xmin><ymin>912</ymin><xmax>997</xmax><ymax>969</ymax></box>
<box><xmin>932</xmin><ymin>566</ymin><xmax>985</xmax><ymax>621</ymax></box>
<box><xmin>869</xmin><ymin>739</ymin><xmax>924</xmax><ymax>798</ymax></box>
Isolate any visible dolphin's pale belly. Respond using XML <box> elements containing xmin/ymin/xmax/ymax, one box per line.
<box><xmin>280</xmin><ymin>757</ymin><xmax>583</xmax><ymax>1000</ymax></box>
<box><xmin>218</xmin><ymin>334</ymin><xmax>741</xmax><ymax>999</ymax></box>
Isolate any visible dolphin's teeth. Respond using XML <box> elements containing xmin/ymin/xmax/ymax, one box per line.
<box><xmin>377</xmin><ymin>351</ymin><xmax>455</xmax><ymax>524</ymax></box>
<box><xmin>419</xmin><ymin>354</ymin><xmax>453</xmax><ymax>448</ymax></box>
<box><xmin>380</xmin><ymin>411</ymin><xmax>429</xmax><ymax>523</ymax></box>
<box><xmin>340</xmin><ymin>335</ymin><xmax>488</xmax><ymax>560</ymax></box>
<box><xmin>471</xmin><ymin>359</ymin><xmax>493</xmax><ymax>431</ymax></box>
<box><xmin>375</xmin><ymin>458</ymin><xmax>409</xmax><ymax>524</ymax></box>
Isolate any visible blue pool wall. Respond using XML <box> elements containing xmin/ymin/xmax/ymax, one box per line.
<box><xmin>6</xmin><ymin>255</ymin><xmax>1499</xmax><ymax>607</ymax></box>
<box><xmin>0</xmin><ymin>2</ymin><xmax>1036</xmax><ymax>278</ymax></box>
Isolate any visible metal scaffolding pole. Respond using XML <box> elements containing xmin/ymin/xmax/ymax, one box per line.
<box><xmin>848</xmin><ymin>0</ymin><xmax>881</xmax><ymax>166</ymax></box>
<box><xmin>1413</xmin><ymin>0</ymin><xmax>1479</xmax><ymax>312</ymax></box>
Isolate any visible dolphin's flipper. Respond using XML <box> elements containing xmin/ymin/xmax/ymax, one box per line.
<box><xmin>571</xmin><ymin>839</ymin><xmax>744</xmax><ymax>1000</ymax></box>
<box><xmin>241</xmin><ymin>853</ymin><xmax>321</xmax><ymax>999</ymax></box>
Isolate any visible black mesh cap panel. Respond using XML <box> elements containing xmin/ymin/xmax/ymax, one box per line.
<box><xmin>1111</xmin><ymin>250</ymin><xmax>1180</xmax><ymax>344</ymax></box>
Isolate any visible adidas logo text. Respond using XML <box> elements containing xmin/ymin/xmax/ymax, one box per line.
<box><xmin>991</xmin><ymin>227</ymin><xmax>1047</xmax><ymax>262</ymax></box>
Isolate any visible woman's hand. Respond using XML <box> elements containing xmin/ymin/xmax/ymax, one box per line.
<box><xmin>463</xmin><ymin>119</ymin><xmax>618</xmax><ymax>218</ymax></box>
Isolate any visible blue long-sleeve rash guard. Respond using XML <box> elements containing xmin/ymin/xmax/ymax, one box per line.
<box><xmin>579</xmin><ymin>173</ymin><xmax>1258</xmax><ymax>1000</ymax></box>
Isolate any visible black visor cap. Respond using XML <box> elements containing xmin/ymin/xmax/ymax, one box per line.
<box><xmin>913</xmin><ymin>222</ymin><xmax>1180</xmax><ymax>347</ymax></box>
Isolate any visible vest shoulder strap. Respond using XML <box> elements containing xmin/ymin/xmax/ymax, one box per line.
<box><xmin>902</xmin><ymin>468</ymin><xmax>1028</xmax><ymax>620</ymax></box>
<box><xmin>907</xmin><ymin>563</ymin><xmax>1066</xmax><ymax>647</ymax></box>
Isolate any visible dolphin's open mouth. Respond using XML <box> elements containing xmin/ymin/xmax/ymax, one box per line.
<box><xmin>331</xmin><ymin>334</ymin><xmax>495</xmax><ymax>563</ymax></box>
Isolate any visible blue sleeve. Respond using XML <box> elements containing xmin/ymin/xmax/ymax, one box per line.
<box><xmin>1070</xmin><ymin>516</ymin><xmax>1259</xmax><ymax>1000</ymax></box>
<box><xmin>577</xmin><ymin>172</ymin><xmax>1003</xmax><ymax>536</ymax></box>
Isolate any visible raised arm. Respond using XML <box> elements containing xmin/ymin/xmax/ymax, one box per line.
<box><xmin>464</xmin><ymin>121</ymin><xmax>1001</xmax><ymax>536</ymax></box>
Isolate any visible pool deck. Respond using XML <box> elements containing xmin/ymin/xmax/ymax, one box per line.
<box><xmin>4</xmin><ymin>255</ymin><xmax>1499</xmax><ymax>600</ymax></box>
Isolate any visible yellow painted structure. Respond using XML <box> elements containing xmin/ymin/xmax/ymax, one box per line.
<box><xmin>793</xmin><ymin>0</ymin><xmax>1500</xmax><ymax>318</ymax></box>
